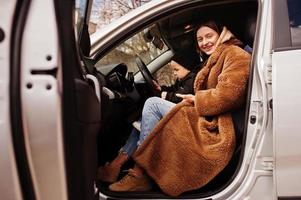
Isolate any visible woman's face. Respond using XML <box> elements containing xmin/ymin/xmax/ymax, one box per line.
<box><xmin>196</xmin><ymin>26</ymin><xmax>220</xmax><ymax>55</ymax></box>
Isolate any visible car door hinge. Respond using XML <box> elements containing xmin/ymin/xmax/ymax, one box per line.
<box><xmin>260</xmin><ymin>157</ymin><xmax>274</xmax><ymax>171</ymax></box>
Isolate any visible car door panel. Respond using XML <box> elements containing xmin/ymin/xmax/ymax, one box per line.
<box><xmin>272</xmin><ymin>49</ymin><xmax>301</xmax><ymax>197</ymax></box>
<box><xmin>272</xmin><ymin>0</ymin><xmax>301</xmax><ymax>197</ymax></box>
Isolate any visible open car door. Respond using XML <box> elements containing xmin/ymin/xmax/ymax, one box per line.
<box><xmin>6</xmin><ymin>0</ymin><xmax>102</xmax><ymax>199</ymax></box>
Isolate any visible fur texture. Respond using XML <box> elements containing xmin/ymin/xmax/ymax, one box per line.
<box><xmin>133</xmin><ymin>42</ymin><xmax>251</xmax><ymax>197</ymax></box>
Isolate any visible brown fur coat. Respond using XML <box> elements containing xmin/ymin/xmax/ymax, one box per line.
<box><xmin>133</xmin><ymin>42</ymin><xmax>251</xmax><ymax>196</ymax></box>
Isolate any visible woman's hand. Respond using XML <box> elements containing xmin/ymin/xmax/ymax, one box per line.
<box><xmin>152</xmin><ymin>80</ymin><xmax>162</xmax><ymax>91</ymax></box>
<box><xmin>176</xmin><ymin>94</ymin><xmax>195</xmax><ymax>104</ymax></box>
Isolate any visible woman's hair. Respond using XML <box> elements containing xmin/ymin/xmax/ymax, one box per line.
<box><xmin>195</xmin><ymin>20</ymin><xmax>223</xmax><ymax>35</ymax></box>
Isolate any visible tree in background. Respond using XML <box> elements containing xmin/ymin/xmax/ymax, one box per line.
<box><xmin>94</xmin><ymin>0</ymin><xmax>152</xmax><ymax>28</ymax></box>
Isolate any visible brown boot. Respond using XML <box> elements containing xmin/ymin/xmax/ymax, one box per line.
<box><xmin>109</xmin><ymin>168</ymin><xmax>153</xmax><ymax>192</ymax></box>
<box><xmin>97</xmin><ymin>151</ymin><xmax>129</xmax><ymax>183</ymax></box>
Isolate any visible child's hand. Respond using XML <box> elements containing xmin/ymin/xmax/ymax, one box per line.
<box><xmin>176</xmin><ymin>94</ymin><xmax>195</xmax><ymax>104</ymax></box>
<box><xmin>152</xmin><ymin>80</ymin><xmax>161</xmax><ymax>91</ymax></box>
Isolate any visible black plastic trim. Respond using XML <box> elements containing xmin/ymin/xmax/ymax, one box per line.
<box><xmin>9</xmin><ymin>0</ymin><xmax>36</xmax><ymax>200</ymax></box>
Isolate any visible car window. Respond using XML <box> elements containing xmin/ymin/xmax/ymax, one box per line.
<box><xmin>89</xmin><ymin>0</ymin><xmax>153</xmax><ymax>35</ymax></box>
<box><xmin>95</xmin><ymin>25</ymin><xmax>168</xmax><ymax>73</ymax></box>
<box><xmin>287</xmin><ymin>0</ymin><xmax>301</xmax><ymax>47</ymax></box>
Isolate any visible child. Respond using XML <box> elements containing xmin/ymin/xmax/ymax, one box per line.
<box><xmin>153</xmin><ymin>55</ymin><xmax>197</xmax><ymax>103</ymax></box>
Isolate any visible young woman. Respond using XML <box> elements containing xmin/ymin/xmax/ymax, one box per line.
<box><xmin>108</xmin><ymin>20</ymin><xmax>251</xmax><ymax>196</ymax></box>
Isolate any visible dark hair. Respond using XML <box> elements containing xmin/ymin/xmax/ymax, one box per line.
<box><xmin>195</xmin><ymin>20</ymin><xmax>223</xmax><ymax>35</ymax></box>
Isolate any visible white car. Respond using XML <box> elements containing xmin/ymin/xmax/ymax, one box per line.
<box><xmin>1</xmin><ymin>0</ymin><xmax>301</xmax><ymax>199</ymax></box>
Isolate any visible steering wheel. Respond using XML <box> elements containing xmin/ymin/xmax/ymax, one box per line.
<box><xmin>135</xmin><ymin>57</ymin><xmax>158</xmax><ymax>95</ymax></box>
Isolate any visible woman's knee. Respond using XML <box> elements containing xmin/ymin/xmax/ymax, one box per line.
<box><xmin>142</xmin><ymin>97</ymin><xmax>161</xmax><ymax>114</ymax></box>
<box><xmin>144</xmin><ymin>97</ymin><xmax>161</xmax><ymax>108</ymax></box>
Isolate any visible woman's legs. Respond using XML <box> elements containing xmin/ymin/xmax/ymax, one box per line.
<box><xmin>108</xmin><ymin>96</ymin><xmax>177</xmax><ymax>158</ymax></box>
<box><xmin>138</xmin><ymin>97</ymin><xmax>176</xmax><ymax>146</ymax></box>
<box><xmin>121</xmin><ymin>128</ymin><xmax>140</xmax><ymax>156</ymax></box>
<box><xmin>109</xmin><ymin>97</ymin><xmax>176</xmax><ymax>191</ymax></box>
<box><xmin>98</xmin><ymin>97</ymin><xmax>176</xmax><ymax>183</ymax></box>
<box><xmin>97</xmin><ymin>129</ymin><xmax>139</xmax><ymax>183</ymax></box>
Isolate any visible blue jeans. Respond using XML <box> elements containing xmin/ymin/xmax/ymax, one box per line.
<box><xmin>121</xmin><ymin>97</ymin><xmax>176</xmax><ymax>156</ymax></box>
